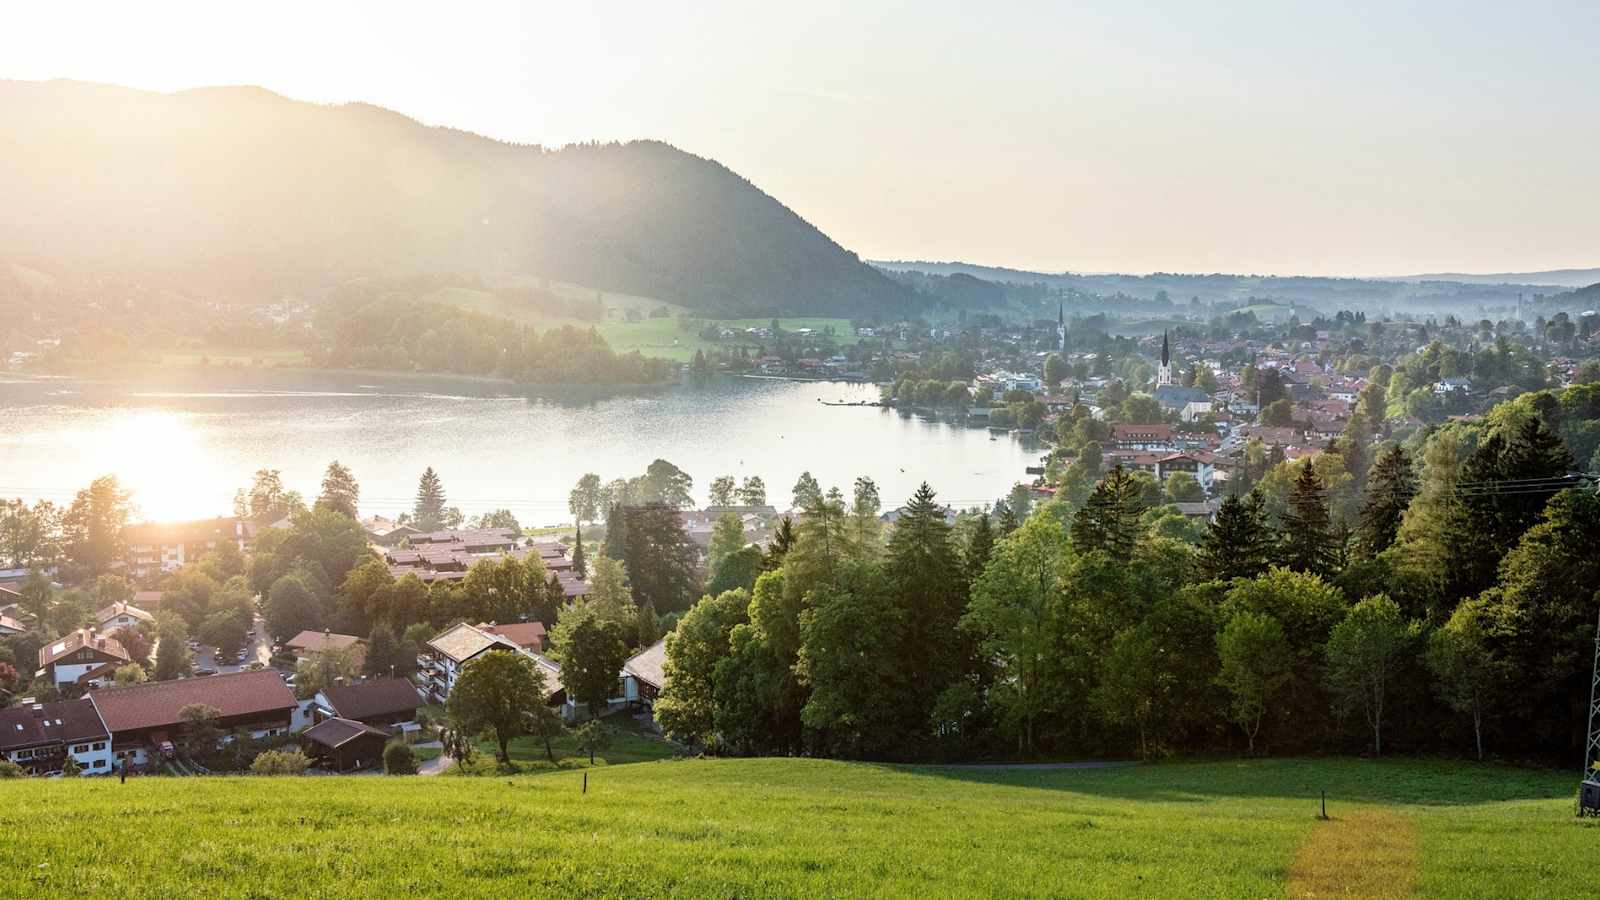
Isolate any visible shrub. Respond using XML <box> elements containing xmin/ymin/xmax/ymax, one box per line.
<box><xmin>0</xmin><ymin>759</ymin><xmax>24</xmax><ymax>778</ymax></box>
<box><xmin>60</xmin><ymin>756</ymin><xmax>81</xmax><ymax>777</ymax></box>
<box><xmin>250</xmin><ymin>749</ymin><xmax>311</xmax><ymax>776</ymax></box>
<box><xmin>383</xmin><ymin>740</ymin><xmax>418</xmax><ymax>775</ymax></box>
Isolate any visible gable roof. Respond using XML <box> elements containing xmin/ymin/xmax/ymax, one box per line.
<box><xmin>0</xmin><ymin>698</ymin><xmax>108</xmax><ymax>751</ymax></box>
<box><xmin>320</xmin><ymin>678</ymin><xmax>421</xmax><ymax>721</ymax></box>
<box><xmin>477</xmin><ymin>621</ymin><xmax>547</xmax><ymax>649</ymax></box>
<box><xmin>0</xmin><ymin>614</ymin><xmax>26</xmax><ymax>634</ymax></box>
<box><xmin>286</xmin><ymin>630</ymin><xmax>364</xmax><ymax>653</ymax></box>
<box><xmin>302</xmin><ymin>716</ymin><xmax>390</xmax><ymax>749</ymax></box>
<box><xmin>39</xmin><ymin>628</ymin><xmax>129</xmax><ymax>669</ymax></box>
<box><xmin>427</xmin><ymin>622</ymin><xmax>516</xmax><ymax>663</ymax></box>
<box><xmin>95</xmin><ymin>601</ymin><xmax>154</xmax><ymax>626</ymax></box>
<box><xmin>624</xmin><ymin>639</ymin><xmax>667</xmax><ymax>691</ymax></box>
<box><xmin>89</xmin><ymin>670</ymin><xmax>296</xmax><ymax>734</ymax></box>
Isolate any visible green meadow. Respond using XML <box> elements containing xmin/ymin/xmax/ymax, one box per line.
<box><xmin>0</xmin><ymin>757</ymin><xmax>1588</xmax><ymax>898</ymax></box>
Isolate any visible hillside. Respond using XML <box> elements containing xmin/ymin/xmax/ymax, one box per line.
<box><xmin>0</xmin><ymin>757</ymin><xmax>1585</xmax><ymax>897</ymax></box>
<box><xmin>873</xmin><ymin>259</ymin><xmax>1568</xmax><ymax>315</ymax></box>
<box><xmin>0</xmin><ymin>79</ymin><xmax>916</xmax><ymax>317</ymax></box>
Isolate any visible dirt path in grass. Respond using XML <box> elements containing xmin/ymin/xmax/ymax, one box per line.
<box><xmin>1287</xmin><ymin>808</ymin><xmax>1420</xmax><ymax>899</ymax></box>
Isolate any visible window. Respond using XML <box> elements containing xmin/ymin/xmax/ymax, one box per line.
<box><xmin>94</xmin><ymin>759</ymin><xmax>107</xmax><ymax>768</ymax></box>
<box><xmin>93</xmin><ymin>742</ymin><xmax>106</xmax><ymax>751</ymax></box>
<box><xmin>73</xmin><ymin>744</ymin><xmax>88</xmax><ymax>753</ymax></box>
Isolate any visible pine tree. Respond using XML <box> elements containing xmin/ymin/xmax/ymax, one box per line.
<box><xmin>1279</xmin><ymin>463</ymin><xmax>1334</xmax><ymax>576</ymax></box>
<box><xmin>602</xmin><ymin>503</ymin><xmax>627</xmax><ymax>561</ymax></box>
<box><xmin>1070</xmin><ymin>465</ymin><xmax>1145</xmax><ymax>557</ymax></box>
<box><xmin>886</xmin><ymin>483</ymin><xmax>965</xmax><ymax>720</ymax></box>
<box><xmin>1198</xmin><ymin>493</ymin><xmax>1272</xmax><ymax>581</ymax></box>
<box><xmin>571</xmin><ymin>522</ymin><xmax>587</xmax><ymax>579</ymax></box>
<box><xmin>763</xmin><ymin>516</ymin><xmax>796</xmax><ymax>571</ymax></box>
<box><xmin>995</xmin><ymin>501</ymin><xmax>1020</xmax><ymax>536</ymax></box>
<box><xmin>965</xmin><ymin>512</ymin><xmax>995</xmax><ymax>584</ymax></box>
<box><xmin>412</xmin><ymin>467</ymin><xmax>446</xmax><ymax>531</ymax></box>
<box><xmin>1356</xmin><ymin>445</ymin><xmax>1414</xmax><ymax>556</ymax></box>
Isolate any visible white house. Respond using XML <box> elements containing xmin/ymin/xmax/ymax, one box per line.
<box><xmin>423</xmin><ymin>622</ymin><xmax>567</xmax><ymax>714</ymax></box>
<box><xmin>0</xmin><ymin>699</ymin><xmax>113</xmax><ymax>775</ymax></box>
<box><xmin>37</xmin><ymin>628</ymin><xmax>129</xmax><ymax>687</ymax></box>
<box><xmin>94</xmin><ymin>601</ymin><xmax>154</xmax><ymax>634</ymax></box>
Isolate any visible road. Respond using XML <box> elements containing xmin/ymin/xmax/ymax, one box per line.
<box><xmin>190</xmin><ymin>613</ymin><xmax>276</xmax><ymax>675</ymax></box>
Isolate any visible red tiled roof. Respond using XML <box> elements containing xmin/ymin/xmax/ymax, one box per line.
<box><xmin>89</xmin><ymin>670</ymin><xmax>296</xmax><ymax>733</ymax></box>
<box><xmin>39</xmin><ymin>628</ymin><xmax>129</xmax><ymax>668</ymax></box>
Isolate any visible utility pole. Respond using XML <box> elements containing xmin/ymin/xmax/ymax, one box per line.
<box><xmin>1586</xmin><ymin>602</ymin><xmax>1600</xmax><ymax>780</ymax></box>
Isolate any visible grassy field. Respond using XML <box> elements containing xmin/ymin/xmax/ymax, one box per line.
<box><xmin>450</xmin><ymin>711</ymin><xmax>681</xmax><ymax>774</ymax></box>
<box><xmin>0</xmin><ymin>757</ymin><xmax>1589</xmax><ymax>897</ymax></box>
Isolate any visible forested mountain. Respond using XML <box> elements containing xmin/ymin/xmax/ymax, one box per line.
<box><xmin>874</xmin><ymin>259</ymin><xmax>1588</xmax><ymax>318</ymax></box>
<box><xmin>0</xmin><ymin>79</ymin><xmax>915</xmax><ymax>317</ymax></box>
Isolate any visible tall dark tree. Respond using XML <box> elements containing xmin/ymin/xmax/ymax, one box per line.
<box><xmin>620</xmin><ymin>504</ymin><xmax>701</xmax><ymax>613</ymax></box>
<box><xmin>1447</xmin><ymin>416</ymin><xmax>1575</xmax><ymax>599</ymax></box>
<box><xmin>886</xmin><ymin>484</ymin><xmax>967</xmax><ymax>727</ymax></box>
<box><xmin>62</xmin><ymin>475</ymin><xmax>132</xmax><ymax>577</ymax></box>
<box><xmin>564</xmin><ymin>617</ymin><xmax>631</xmax><ymax>716</ymax></box>
<box><xmin>1279</xmin><ymin>464</ymin><xmax>1334</xmax><ymax>577</ymax></box>
<box><xmin>602</xmin><ymin>503</ymin><xmax>628</xmax><ymax>561</ymax></box>
<box><xmin>964</xmin><ymin>512</ymin><xmax>995</xmax><ymax>584</ymax></box>
<box><xmin>1198</xmin><ymin>493</ymin><xmax>1273</xmax><ymax>581</ymax></box>
<box><xmin>1356</xmin><ymin>445</ymin><xmax>1414</xmax><ymax>557</ymax></box>
<box><xmin>571</xmin><ymin>522</ymin><xmax>587</xmax><ymax>579</ymax></box>
<box><xmin>763</xmin><ymin>516</ymin><xmax>796</xmax><ymax>571</ymax></box>
<box><xmin>994</xmin><ymin>500</ymin><xmax>1020</xmax><ymax>536</ymax></box>
<box><xmin>1070</xmin><ymin>465</ymin><xmax>1145</xmax><ymax>558</ymax></box>
<box><xmin>316</xmin><ymin>461</ymin><xmax>361</xmax><ymax>518</ymax></box>
<box><xmin>412</xmin><ymin>467</ymin><xmax>447</xmax><ymax>532</ymax></box>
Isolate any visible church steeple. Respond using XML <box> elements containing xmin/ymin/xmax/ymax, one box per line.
<box><xmin>1157</xmin><ymin>330</ymin><xmax>1174</xmax><ymax>387</ymax></box>
<box><xmin>1161</xmin><ymin>330</ymin><xmax>1170</xmax><ymax>367</ymax></box>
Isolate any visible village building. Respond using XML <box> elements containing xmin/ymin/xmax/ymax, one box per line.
<box><xmin>94</xmin><ymin>601</ymin><xmax>154</xmax><ymax>633</ymax></box>
<box><xmin>284</xmin><ymin>629</ymin><xmax>365</xmax><ymax>664</ymax></box>
<box><xmin>123</xmin><ymin>517</ymin><xmax>252</xmax><ymax>578</ymax></box>
<box><xmin>311</xmin><ymin>678</ymin><xmax>422</xmax><ymax>735</ymax></box>
<box><xmin>37</xmin><ymin>628</ymin><xmax>129</xmax><ymax>688</ymax></box>
<box><xmin>0</xmin><ymin>698</ymin><xmax>113</xmax><ymax>775</ymax></box>
<box><xmin>422</xmin><ymin>622</ymin><xmax>566</xmax><ymax>711</ymax></box>
<box><xmin>89</xmin><ymin>670</ymin><xmax>297</xmax><ymax>768</ymax></box>
<box><xmin>477</xmin><ymin>621</ymin><xmax>548</xmax><ymax>653</ymax></box>
<box><xmin>299</xmin><ymin>717</ymin><xmax>391</xmax><ymax>772</ymax></box>
<box><xmin>620</xmin><ymin>638</ymin><xmax>667</xmax><ymax>713</ymax></box>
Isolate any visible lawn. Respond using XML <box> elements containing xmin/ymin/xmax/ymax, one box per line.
<box><xmin>451</xmin><ymin>711</ymin><xmax>681</xmax><ymax>774</ymax></box>
<box><xmin>0</xmin><ymin>757</ymin><xmax>1589</xmax><ymax>897</ymax></box>
<box><xmin>594</xmin><ymin>316</ymin><xmax>859</xmax><ymax>363</ymax></box>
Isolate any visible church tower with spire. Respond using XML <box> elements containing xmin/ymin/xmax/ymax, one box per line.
<box><xmin>1157</xmin><ymin>330</ymin><xmax>1174</xmax><ymax>386</ymax></box>
<box><xmin>1057</xmin><ymin>301</ymin><xmax>1066</xmax><ymax>352</ymax></box>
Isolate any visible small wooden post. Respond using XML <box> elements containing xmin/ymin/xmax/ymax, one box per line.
<box><xmin>583</xmin><ymin>771</ymin><xmax>588</xmax><ymax>794</ymax></box>
<box><xmin>1320</xmin><ymin>790</ymin><xmax>1327</xmax><ymax>819</ymax></box>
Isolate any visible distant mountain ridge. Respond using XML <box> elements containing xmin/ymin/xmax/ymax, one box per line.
<box><xmin>1390</xmin><ymin>268</ymin><xmax>1600</xmax><ymax>288</ymax></box>
<box><xmin>0</xmin><ymin>79</ymin><xmax>916</xmax><ymax>317</ymax></box>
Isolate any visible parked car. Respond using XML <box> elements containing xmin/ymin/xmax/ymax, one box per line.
<box><xmin>193</xmin><ymin>667</ymin><xmax>218</xmax><ymax>677</ymax></box>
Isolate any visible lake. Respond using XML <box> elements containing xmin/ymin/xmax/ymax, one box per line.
<box><xmin>0</xmin><ymin>370</ymin><xmax>1041</xmax><ymax>526</ymax></box>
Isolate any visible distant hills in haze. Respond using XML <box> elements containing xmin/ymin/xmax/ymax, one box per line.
<box><xmin>1389</xmin><ymin>268</ymin><xmax>1600</xmax><ymax>289</ymax></box>
<box><xmin>0</xmin><ymin>79</ymin><xmax>915</xmax><ymax>317</ymax></box>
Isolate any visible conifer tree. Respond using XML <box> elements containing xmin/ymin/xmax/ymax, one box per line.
<box><xmin>1279</xmin><ymin>463</ymin><xmax>1334</xmax><ymax>576</ymax></box>
<box><xmin>763</xmin><ymin>516</ymin><xmax>796</xmax><ymax>571</ymax></box>
<box><xmin>995</xmin><ymin>501</ymin><xmax>1020</xmax><ymax>536</ymax></box>
<box><xmin>965</xmin><ymin>512</ymin><xmax>995</xmax><ymax>584</ymax></box>
<box><xmin>571</xmin><ymin>522</ymin><xmax>587</xmax><ymax>579</ymax></box>
<box><xmin>1070</xmin><ymin>465</ymin><xmax>1145</xmax><ymax>557</ymax></box>
<box><xmin>412</xmin><ymin>467</ymin><xmax>447</xmax><ymax>531</ymax></box>
<box><xmin>602</xmin><ymin>503</ymin><xmax>627</xmax><ymax>561</ymax></box>
<box><xmin>886</xmin><ymin>483</ymin><xmax>966</xmax><ymax>721</ymax></box>
<box><xmin>1355</xmin><ymin>445</ymin><xmax>1414</xmax><ymax>557</ymax></box>
<box><xmin>1198</xmin><ymin>493</ymin><xmax>1272</xmax><ymax>581</ymax></box>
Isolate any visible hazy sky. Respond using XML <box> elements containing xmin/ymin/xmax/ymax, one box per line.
<box><xmin>5</xmin><ymin>1</ymin><xmax>1597</xmax><ymax>276</ymax></box>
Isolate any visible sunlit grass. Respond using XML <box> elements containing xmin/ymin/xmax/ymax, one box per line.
<box><xmin>0</xmin><ymin>757</ymin><xmax>1588</xmax><ymax>897</ymax></box>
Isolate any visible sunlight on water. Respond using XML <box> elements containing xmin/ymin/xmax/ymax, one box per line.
<box><xmin>0</xmin><ymin>372</ymin><xmax>1040</xmax><ymax>525</ymax></box>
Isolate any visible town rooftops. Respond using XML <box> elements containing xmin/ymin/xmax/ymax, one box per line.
<box><xmin>477</xmin><ymin>621</ymin><xmax>547</xmax><ymax>650</ymax></box>
<box><xmin>132</xmin><ymin>590</ymin><xmax>164</xmax><ymax>611</ymax></box>
<box><xmin>39</xmin><ymin>628</ymin><xmax>129</xmax><ymax>669</ymax></box>
<box><xmin>1111</xmin><ymin>423</ymin><xmax>1176</xmax><ymax>441</ymax></box>
<box><xmin>426</xmin><ymin>622</ymin><xmax>517</xmax><ymax>664</ymax></box>
<box><xmin>301</xmin><ymin>716</ymin><xmax>390</xmax><ymax>750</ymax></box>
<box><xmin>285</xmin><ymin>630</ymin><xmax>364</xmax><ymax>654</ymax></box>
<box><xmin>319</xmin><ymin>678</ymin><xmax>421</xmax><ymax>721</ymax></box>
<box><xmin>0</xmin><ymin>698</ymin><xmax>108</xmax><ymax>751</ymax></box>
<box><xmin>624</xmin><ymin>639</ymin><xmax>667</xmax><ymax>692</ymax></box>
<box><xmin>95</xmin><ymin>601</ymin><xmax>154</xmax><ymax>626</ymax></box>
<box><xmin>0</xmin><ymin>613</ymin><xmax>26</xmax><ymax>634</ymax></box>
<box><xmin>89</xmin><ymin>670</ymin><xmax>296</xmax><ymax>734</ymax></box>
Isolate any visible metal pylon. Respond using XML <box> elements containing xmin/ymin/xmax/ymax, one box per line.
<box><xmin>1586</xmin><ymin>603</ymin><xmax>1600</xmax><ymax>779</ymax></box>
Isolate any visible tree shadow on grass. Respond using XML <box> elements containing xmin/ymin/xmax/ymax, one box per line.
<box><xmin>869</xmin><ymin>757</ymin><xmax>1577</xmax><ymax>807</ymax></box>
